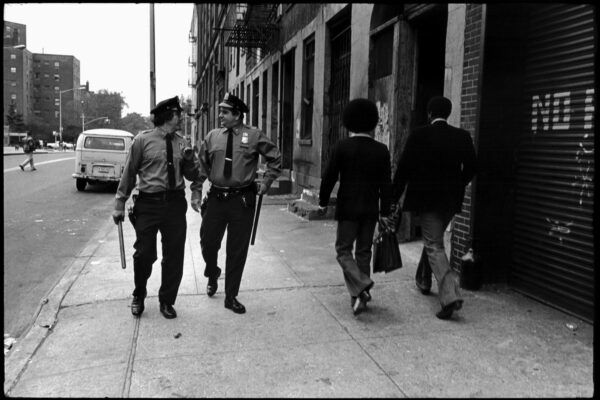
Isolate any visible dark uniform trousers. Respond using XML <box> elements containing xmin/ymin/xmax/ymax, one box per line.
<box><xmin>132</xmin><ymin>191</ymin><xmax>187</xmax><ymax>305</ymax></box>
<box><xmin>200</xmin><ymin>188</ymin><xmax>256</xmax><ymax>298</ymax></box>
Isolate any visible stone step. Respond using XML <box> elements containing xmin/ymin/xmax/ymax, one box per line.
<box><xmin>287</xmin><ymin>198</ymin><xmax>335</xmax><ymax>220</ymax></box>
<box><xmin>299</xmin><ymin>188</ymin><xmax>337</xmax><ymax>206</ymax></box>
<box><xmin>266</xmin><ymin>176</ymin><xmax>292</xmax><ymax>195</ymax></box>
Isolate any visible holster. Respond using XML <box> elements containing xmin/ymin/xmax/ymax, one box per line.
<box><xmin>200</xmin><ymin>196</ymin><xmax>208</xmax><ymax>218</ymax></box>
<box><xmin>128</xmin><ymin>194</ymin><xmax>137</xmax><ymax>226</ymax></box>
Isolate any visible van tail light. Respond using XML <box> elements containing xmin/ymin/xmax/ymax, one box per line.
<box><xmin>81</xmin><ymin>164</ymin><xmax>86</xmax><ymax>173</ymax></box>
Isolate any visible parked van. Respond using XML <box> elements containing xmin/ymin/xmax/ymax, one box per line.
<box><xmin>73</xmin><ymin>128</ymin><xmax>134</xmax><ymax>191</ymax></box>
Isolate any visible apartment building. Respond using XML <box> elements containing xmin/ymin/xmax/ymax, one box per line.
<box><xmin>3</xmin><ymin>21</ymin><xmax>33</xmax><ymax>128</ymax></box>
<box><xmin>3</xmin><ymin>20</ymin><xmax>82</xmax><ymax>141</ymax></box>
<box><xmin>31</xmin><ymin>53</ymin><xmax>81</xmax><ymax>134</ymax></box>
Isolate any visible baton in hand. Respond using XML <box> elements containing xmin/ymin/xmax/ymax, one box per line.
<box><xmin>250</xmin><ymin>193</ymin><xmax>263</xmax><ymax>246</ymax></box>
<box><xmin>118</xmin><ymin>220</ymin><xmax>126</xmax><ymax>269</ymax></box>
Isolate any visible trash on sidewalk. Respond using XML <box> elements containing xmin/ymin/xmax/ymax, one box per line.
<box><xmin>4</xmin><ymin>335</ymin><xmax>16</xmax><ymax>355</ymax></box>
<box><xmin>460</xmin><ymin>248</ymin><xmax>483</xmax><ymax>291</ymax></box>
<box><xmin>566</xmin><ymin>322</ymin><xmax>579</xmax><ymax>331</ymax></box>
<box><xmin>174</xmin><ymin>333</ymin><xmax>182</xmax><ymax>339</ymax></box>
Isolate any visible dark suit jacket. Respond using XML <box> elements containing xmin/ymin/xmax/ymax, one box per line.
<box><xmin>392</xmin><ymin>121</ymin><xmax>476</xmax><ymax>214</ymax></box>
<box><xmin>319</xmin><ymin>136</ymin><xmax>392</xmax><ymax>221</ymax></box>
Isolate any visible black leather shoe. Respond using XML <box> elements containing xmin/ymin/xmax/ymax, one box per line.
<box><xmin>224</xmin><ymin>297</ymin><xmax>246</xmax><ymax>314</ymax></box>
<box><xmin>436</xmin><ymin>300</ymin><xmax>463</xmax><ymax>320</ymax></box>
<box><xmin>207</xmin><ymin>267</ymin><xmax>221</xmax><ymax>297</ymax></box>
<box><xmin>131</xmin><ymin>295</ymin><xmax>145</xmax><ymax>316</ymax></box>
<box><xmin>352</xmin><ymin>297</ymin><xmax>364</xmax><ymax>315</ymax></box>
<box><xmin>159</xmin><ymin>302</ymin><xmax>177</xmax><ymax>319</ymax></box>
<box><xmin>359</xmin><ymin>290</ymin><xmax>371</xmax><ymax>306</ymax></box>
<box><xmin>416</xmin><ymin>282</ymin><xmax>431</xmax><ymax>295</ymax></box>
<box><xmin>359</xmin><ymin>282</ymin><xmax>374</xmax><ymax>303</ymax></box>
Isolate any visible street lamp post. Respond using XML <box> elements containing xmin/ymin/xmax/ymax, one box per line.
<box><xmin>59</xmin><ymin>85</ymin><xmax>86</xmax><ymax>142</ymax></box>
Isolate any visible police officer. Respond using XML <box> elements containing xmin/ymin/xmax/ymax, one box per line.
<box><xmin>190</xmin><ymin>93</ymin><xmax>281</xmax><ymax>314</ymax></box>
<box><xmin>112</xmin><ymin>96</ymin><xmax>202</xmax><ymax>319</ymax></box>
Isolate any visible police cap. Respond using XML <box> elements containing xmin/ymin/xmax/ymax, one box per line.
<box><xmin>218</xmin><ymin>92</ymin><xmax>249</xmax><ymax>113</ymax></box>
<box><xmin>151</xmin><ymin>96</ymin><xmax>183</xmax><ymax>115</ymax></box>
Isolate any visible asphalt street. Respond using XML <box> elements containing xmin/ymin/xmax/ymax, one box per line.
<box><xmin>3</xmin><ymin>151</ymin><xmax>118</xmax><ymax>339</ymax></box>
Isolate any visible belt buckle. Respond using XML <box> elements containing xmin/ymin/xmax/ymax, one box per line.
<box><xmin>216</xmin><ymin>191</ymin><xmax>228</xmax><ymax>201</ymax></box>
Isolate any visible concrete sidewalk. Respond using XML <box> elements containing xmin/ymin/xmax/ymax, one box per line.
<box><xmin>4</xmin><ymin>189</ymin><xmax>593</xmax><ymax>397</ymax></box>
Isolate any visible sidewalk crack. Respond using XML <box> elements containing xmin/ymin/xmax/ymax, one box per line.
<box><xmin>312</xmin><ymin>293</ymin><xmax>409</xmax><ymax>398</ymax></box>
<box><xmin>121</xmin><ymin>317</ymin><xmax>141</xmax><ymax>397</ymax></box>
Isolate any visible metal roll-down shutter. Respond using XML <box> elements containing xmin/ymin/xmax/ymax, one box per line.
<box><xmin>511</xmin><ymin>4</ymin><xmax>595</xmax><ymax>322</ymax></box>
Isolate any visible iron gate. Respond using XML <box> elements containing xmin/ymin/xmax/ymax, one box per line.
<box><xmin>324</xmin><ymin>24</ymin><xmax>351</xmax><ymax>169</ymax></box>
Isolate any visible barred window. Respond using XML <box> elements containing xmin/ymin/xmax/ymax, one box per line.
<box><xmin>300</xmin><ymin>35</ymin><xmax>315</xmax><ymax>142</ymax></box>
<box><xmin>371</xmin><ymin>27</ymin><xmax>394</xmax><ymax>80</ymax></box>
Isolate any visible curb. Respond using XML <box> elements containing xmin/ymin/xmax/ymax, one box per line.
<box><xmin>3</xmin><ymin>151</ymin><xmax>50</xmax><ymax>156</ymax></box>
<box><xmin>3</xmin><ymin>218</ymin><xmax>115</xmax><ymax>396</ymax></box>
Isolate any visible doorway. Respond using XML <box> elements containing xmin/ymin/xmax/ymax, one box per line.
<box><xmin>281</xmin><ymin>49</ymin><xmax>295</xmax><ymax>170</ymax></box>
<box><xmin>322</xmin><ymin>7</ymin><xmax>351</xmax><ymax>171</ymax></box>
<box><xmin>411</xmin><ymin>6</ymin><xmax>447</xmax><ymax>128</ymax></box>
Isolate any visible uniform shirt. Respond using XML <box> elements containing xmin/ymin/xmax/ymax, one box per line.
<box><xmin>115</xmin><ymin>127</ymin><xmax>202</xmax><ymax>211</ymax></box>
<box><xmin>190</xmin><ymin>123</ymin><xmax>281</xmax><ymax>199</ymax></box>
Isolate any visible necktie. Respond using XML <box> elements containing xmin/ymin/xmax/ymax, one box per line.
<box><xmin>223</xmin><ymin>129</ymin><xmax>233</xmax><ymax>178</ymax></box>
<box><xmin>165</xmin><ymin>133</ymin><xmax>176</xmax><ymax>189</ymax></box>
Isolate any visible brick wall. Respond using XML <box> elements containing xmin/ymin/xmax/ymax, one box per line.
<box><xmin>451</xmin><ymin>4</ymin><xmax>484</xmax><ymax>269</ymax></box>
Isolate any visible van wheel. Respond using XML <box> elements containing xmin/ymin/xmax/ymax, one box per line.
<box><xmin>76</xmin><ymin>178</ymin><xmax>87</xmax><ymax>191</ymax></box>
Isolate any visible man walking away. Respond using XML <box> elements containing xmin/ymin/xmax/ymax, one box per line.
<box><xmin>19</xmin><ymin>134</ymin><xmax>37</xmax><ymax>171</ymax></box>
<box><xmin>318</xmin><ymin>98</ymin><xmax>394</xmax><ymax>315</ymax></box>
<box><xmin>391</xmin><ymin>96</ymin><xmax>476</xmax><ymax>319</ymax></box>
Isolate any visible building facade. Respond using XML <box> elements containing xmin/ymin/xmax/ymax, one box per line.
<box><xmin>190</xmin><ymin>3</ymin><xmax>595</xmax><ymax>322</ymax></box>
<box><xmin>3</xmin><ymin>20</ymin><xmax>26</xmax><ymax>47</ymax></box>
<box><xmin>31</xmin><ymin>53</ymin><xmax>82</xmax><ymax>137</ymax></box>
<box><xmin>3</xmin><ymin>20</ymin><xmax>83</xmax><ymax>142</ymax></box>
<box><xmin>3</xmin><ymin>21</ymin><xmax>33</xmax><ymax>128</ymax></box>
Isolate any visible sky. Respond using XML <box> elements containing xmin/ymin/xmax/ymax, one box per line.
<box><xmin>4</xmin><ymin>3</ymin><xmax>194</xmax><ymax>117</ymax></box>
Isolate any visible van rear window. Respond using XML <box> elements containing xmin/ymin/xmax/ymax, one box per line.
<box><xmin>84</xmin><ymin>137</ymin><xmax>125</xmax><ymax>151</ymax></box>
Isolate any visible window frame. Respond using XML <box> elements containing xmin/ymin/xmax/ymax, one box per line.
<box><xmin>300</xmin><ymin>34</ymin><xmax>315</xmax><ymax>144</ymax></box>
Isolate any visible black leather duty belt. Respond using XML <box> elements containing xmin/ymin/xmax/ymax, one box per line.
<box><xmin>138</xmin><ymin>190</ymin><xmax>185</xmax><ymax>201</ymax></box>
<box><xmin>209</xmin><ymin>184</ymin><xmax>256</xmax><ymax>199</ymax></box>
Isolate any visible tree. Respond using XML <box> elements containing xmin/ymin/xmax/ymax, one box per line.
<box><xmin>27</xmin><ymin>114</ymin><xmax>54</xmax><ymax>143</ymax></box>
<box><xmin>179</xmin><ymin>95</ymin><xmax>193</xmax><ymax>138</ymax></box>
<box><xmin>118</xmin><ymin>112</ymin><xmax>153</xmax><ymax>135</ymax></box>
<box><xmin>81</xmin><ymin>89</ymin><xmax>128</xmax><ymax>131</ymax></box>
<box><xmin>6</xmin><ymin>102</ymin><xmax>26</xmax><ymax>132</ymax></box>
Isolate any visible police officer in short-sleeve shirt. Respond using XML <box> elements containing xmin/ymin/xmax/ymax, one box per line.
<box><xmin>112</xmin><ymin>96</ymin><xmax>203</xmax><ymax>319</ymax></box>
<box><xmin>190</xmin><ymin>93</ymin><xmax>281</xmax><ymax>314</ymax></box>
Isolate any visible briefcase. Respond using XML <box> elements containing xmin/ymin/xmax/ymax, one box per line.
<box><xmin>372</xmin><ymin>229</ymin><xmax>402</xmax><ymax>274</ymax></box>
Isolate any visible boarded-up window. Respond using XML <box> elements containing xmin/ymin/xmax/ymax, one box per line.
<box><xmin>371</xmin><ymin>27</ymin><xmax>394</xmax><ymax>80</ymax></box>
